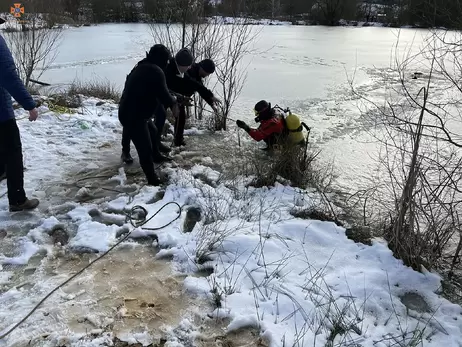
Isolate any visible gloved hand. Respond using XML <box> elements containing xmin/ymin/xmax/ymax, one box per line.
<box><xmin>211</xmin><ymin>96</ymin><xmax>221</xmax><ymax>105</ymax></box>
<box><xmin>211</xmin><ymin>103</ymin><xmax>219</xmax><ymax>113</ymax></box>
<box><xmin>209</xmin><ymin>96</ymin><xmax>221</xmax><ymax>113</ymax></box>
<box><xmin>236</xmin><ymin>120</ymin><xmax>250</xmax><ymax>132</ymax></box>
<box><xmin>177</xmin><ymin>95</ymin><xmax>193</xmax><ymax>107</ymax></box>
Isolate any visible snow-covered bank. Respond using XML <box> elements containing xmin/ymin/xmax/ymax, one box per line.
<box><xmin>0</xmin><ymin>12</ymin><xmax>422</xmax><ymax>30</ymax></box>
<box><xmin>207</xmin><ymin>16</ymin><xmax>292</xmax><ymax>26</ymax></box>
<box><xmin>0</xmin><ymin>97</ymin><xmax>462</xmax><ymax>346</ymax></box>
<box><xmin>207</xmin><ymin>16</ymin><xmax>415</xmax><ymax>28</ymax></box>
<box><xmin>0</xmin><ymin>97</ymin><xmax>121</xmax><ymax>214</ymax></box>
<box><xmin>0</xmin><ymin>13</ymin><xmax>73</xmax><ymax>31</ymax></box>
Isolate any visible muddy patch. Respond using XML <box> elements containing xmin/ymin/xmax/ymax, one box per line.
<box><xmin>27</xmin><ymin>244</ymin><xmax>265</xmax><ymax>347</ymax></box>
<box><xmin>194</xmin><ymin>318</ymin><xmax>267</xmax><ymax>347</ymax></box>
<box><xmin>0</xmin><ymin>224</ymin><xmax>48</xmax><ymax>293</ymax></box>
<box><xmin>399</xmin><ymin>292</ymin><xmax>432</xmax><ymax>313</ymax></box>
<box><xmin>46</xmin><ymin>245</ymin><xmax>202</xmax><ymax>340</ymax></box>
<box><xmin>40</xmin><ymin>151</ymin><xmax>144</xmax><ymax>209</ymax></box>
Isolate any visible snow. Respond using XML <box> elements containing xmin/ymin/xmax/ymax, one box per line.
<box><xmin>190</xmin><ymin>164</ymin><xmax>220</xmax><ymax>183</ymax></box>
<box><xmin>183</xmin><ymin>127</ymin><xmax>205</xmax><ymax>135</ymax></box>
<box><xmin>0</xmin><ymin>272</ymin><xmax>12</xmax><ymax>285</ymax></box>
<box><xmin>28</xmin><ymin>216</ymin><xmax>62</xmax><ymax>243</ymax></box>
<box><xmin>68</xmin><ymin>221</ymin><xmax>121</xmax><ymax>253</ymax></box>
<box><xmin>0</xmin><ymin>13</ymin><xmax>49</xmax><ymax>31</ymax></box>
<box><xmin>0</xmin><ymin>238</ymin><xmax>40</xmax><ymax>265</ymax></box>
<box><xmin>0</xmin><ymin>96</ymin><xmax>461</xmax><ymax>346</ymax></box>
<box><xmin>208</xmin><ymin>16</ymin><xmax>292</xmax><ymax>26</ymax></box>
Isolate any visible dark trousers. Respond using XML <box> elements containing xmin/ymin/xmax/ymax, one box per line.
<box><xmin>120</xmin><ymin>118</ymin><xmax>160</xmax><ymax>184</ymax></box>
<box><xmin>0</xmin><ymin>118</ymin><xmax>27</xmax><ymax>205</ymax></box>
<box><xmin>121</xmin><ymin>105</ymin><xmax>167</xmax><ymax>155</ymax></box>
<box><xmin>174</xmin><ymin>106</ymin><xmax>187</xmax><ymax>145</ymax></box>
<box><xmin>154</xmin><ymin>104</ymin><xmax>167</xmax><ymax>138</ymax></box>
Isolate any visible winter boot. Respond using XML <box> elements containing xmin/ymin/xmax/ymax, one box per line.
<box><xmin>153</xmin><ymin>154</ymin><xmax>173</xmax><ymax>164</ymax></box>
<box><xmin>147</xmin><ymin>176</ymin><xmax>161</xmax><ymax>186</ymax></box>
<box><xmin>121</xmin><ymin>151</ymin><xmax>134</xmax><ymax>164</ymax></box>
<box><xmin>10</xmin><ymin>198</ymin><xmax>40</xmax><ymax>212</ymax></box>
<box><xmin>173</xmin><ymin>139</ymin><xmax>186</xmax><ymax>147</ymax></box>
<box><xmin>158</xmin><ymin>142</ymin><xmax>171</xmax><ymax>153</ymax></box>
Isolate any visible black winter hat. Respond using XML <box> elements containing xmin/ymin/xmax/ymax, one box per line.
<box><xmin>254</xmin><ymin>100</ymin><xmax>270</xmax><ymax>113</ymax></box>
<box><xmin>254</xmin><ymin>100</ymin><xmax>272</xmax><ymax>121</ymax></box>
<box><xmin>147</xmin><ymin>44</ymin><xmax>172</xmax><ymax>70</ymax></box>
<box><xmin>175</xmin><ymin>48</ymin><xmax>194</xmax><ymax>67</ymax></box>
<box><xmin>199</xmin><ymin>59</ymin><xmax>215</xmax><ymax>74</ymax></box>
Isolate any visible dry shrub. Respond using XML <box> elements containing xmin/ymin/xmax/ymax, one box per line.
<box><xmin>46</xmin><ymin>78</ymin><xmax>121</xmax><ymax>109</ymax></box>
<box><xmin>67</xmin><ymin>78</ymin><xmax>121</xmax><ymax>102</ymax></box>
<box><xmin>347</xmin><ymin>31</ymin><xmax>462</xmax><ymax>276</ymax></box>
<box><xmin>26</xmin><ymin>84</ymin><xmax>41</xmax><ymax>96</ymax></box>
<box><xmin>248</xmin><ymin>143</ymin><xmax>321</xmax><ymax>189</ymax></box>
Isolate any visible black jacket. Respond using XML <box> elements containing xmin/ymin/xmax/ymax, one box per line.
<box><xmin>165</xmin><ymin>59</ymin><xmax>214</xmax><ymax>105</ymax></box>
<box><xmin>119</xmin><ymin>59</ymin><xmax>176</xmax><ymax>123</ymax></box>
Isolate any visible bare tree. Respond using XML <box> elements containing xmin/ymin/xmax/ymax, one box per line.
<box><xmin>62</xmin><ymin>0</ymin><xmax>82</xmax><ymax>21</ymax></box>
<box><xmin>4</xmin><ymin>4</ymin><xmax>63</xmax><ymax>88</ymax></box>
<box><xmin>311</xmin><ymin>0</ymin><xmax>357</xmax><ymax>25</ymax></box>
<box><xmin>150</xmin><ymin>0</ymin><xmax>260</xmax><ymax>131</ymax></box>
<box><xmin>356</xmin><ymin>2</ymin><xmax>376</xmax><ymax>22</ymax></box>
<box><xmin>213</xmin><ymin>22</ymin><xmax>256</xmax><ymax>130</ymax></box>
<box><xmin>348</xmin><ymin>30</ymin><xmax>462</xmax><ymax>274</ymax></box>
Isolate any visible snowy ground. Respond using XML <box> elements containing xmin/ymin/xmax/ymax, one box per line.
<box><xmin>0</xmin><ymin>12</ymin><xmax>416</xmax><ymax>30</ymax></box>
<box><xmin>0</xmin><ymin>97</ymin><xmax>462</xmax><ymax>347</ymax></box>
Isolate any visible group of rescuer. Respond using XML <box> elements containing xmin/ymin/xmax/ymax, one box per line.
<box><xmin>0</xmin><ymin>32</ymin><xmax>310</xmax><ymax>213</ymax></box>
<box><xmin>117</xmin><ymin>43</ymin><xmax>310</xmax><ymax>186</ymax></box>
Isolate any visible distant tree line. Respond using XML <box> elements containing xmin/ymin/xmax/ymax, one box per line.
<box><xmin>0</xmin><ymin>0</ymin><xmax>461</xmax><ymax>28</ymax></box>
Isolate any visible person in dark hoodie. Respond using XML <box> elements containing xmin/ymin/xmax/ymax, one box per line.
<box><xmin>158</xmin><ymin>48</ymin><xmax>195</xmax><ymax>147</ymax></box>
<box><xmin>121</xmin><ymin>49</ymin><xmax>220</xmax><ymax>157</ymax></box>
<box><xmin>164</xmin><ymin>51</ymin><xmax>220</xmax><ymax>147</ymax></box>
<box><xmin>118</xmin><ymin>44</ymin><xmax>179</xmax><ymax>186</ymax></box>
<box><xmin>0</xmin><ymin>18</ymin><xmax>40</xmax><ymax>212</ymax></box>
<box><xmin>120</xmin><ymin>48</ymin><xmax>193</xmax><ymax>163</ymax></box>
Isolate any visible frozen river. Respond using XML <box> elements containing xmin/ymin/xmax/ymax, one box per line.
<box><xmin>34</xmin><ymin>23</ymin><xmax>436</xmax><ymax>191</ymax></box>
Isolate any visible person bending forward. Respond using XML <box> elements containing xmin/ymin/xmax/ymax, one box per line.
<box><xmin>118</xmin><ymin>44</ymin><xmax>179</xmax><ymax>185</ymax></box>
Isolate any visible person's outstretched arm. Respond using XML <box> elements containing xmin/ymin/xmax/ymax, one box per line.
<box><xmin>248</xmin><ymin>120</ymin><xmax>284</xmax><ymax>141</ymax></box>
<box><xmin>184</xmin><ymin>74</ymin><xmax>215</xmax><ymax>105</ymax></box>
<box><xmin>0</xmin><ymin>35</ymin><xmax>36</xmax><ymax>111</ymax></box>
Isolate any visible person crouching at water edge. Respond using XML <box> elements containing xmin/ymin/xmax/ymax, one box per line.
<box><xmin>235</xmin><ymin>100</ymin><xmax>286</xmax><ymax>150</ymax></box>
<box><xmin>118</xmin><ymin>44</ymin><xmax>180</xmax><ymax>186</ymax></box>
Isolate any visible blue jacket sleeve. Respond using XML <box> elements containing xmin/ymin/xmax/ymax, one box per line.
<box><xmin>0</xmin><ymin>36</ymin><xmax>36</xmax><ymax>111</ymax></box>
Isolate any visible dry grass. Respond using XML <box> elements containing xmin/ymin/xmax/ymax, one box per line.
<box><xmin>67</xmin><ymin>78</ymin><xmax>121</xmax><ymax>102</ymax></box>
<box><xmin>45</xmin><ymin>78</ymin><xmax>121</xmax><ymax>109</ymax></box>
<box><xmin>240</xmin><ymin>143</ymin><xmax>322</xmax><ymax>189</ymax></box>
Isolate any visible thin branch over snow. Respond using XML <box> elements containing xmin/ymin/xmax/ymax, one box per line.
<box><xmin>4</xmin><ymin>14</ymin><xmax>62</xmax><ymax>87</ymax></box>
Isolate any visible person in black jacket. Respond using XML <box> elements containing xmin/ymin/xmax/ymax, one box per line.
<box><xmin>120</xmin><ymin>48</ymin><xmax>193</xmax><ymax>163</ymax></box>
<box><xmin>165</xmin><ymin>54</ymin><xmax>220</xmax><ymax>147</ymax></box>
<box><xmin>121</xmin><ymin>50</ymin><xmax>220</xmax><ymax>155</ymax></box>
<box><xmin>162</xmin><ymin>48</ymin><xmax>195</xmax><ymax>147</ymax></box>
<box><xmin>118</xmin><ymin>44</ymin><xmax>179</xmax><ymax>186</ymax></box>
